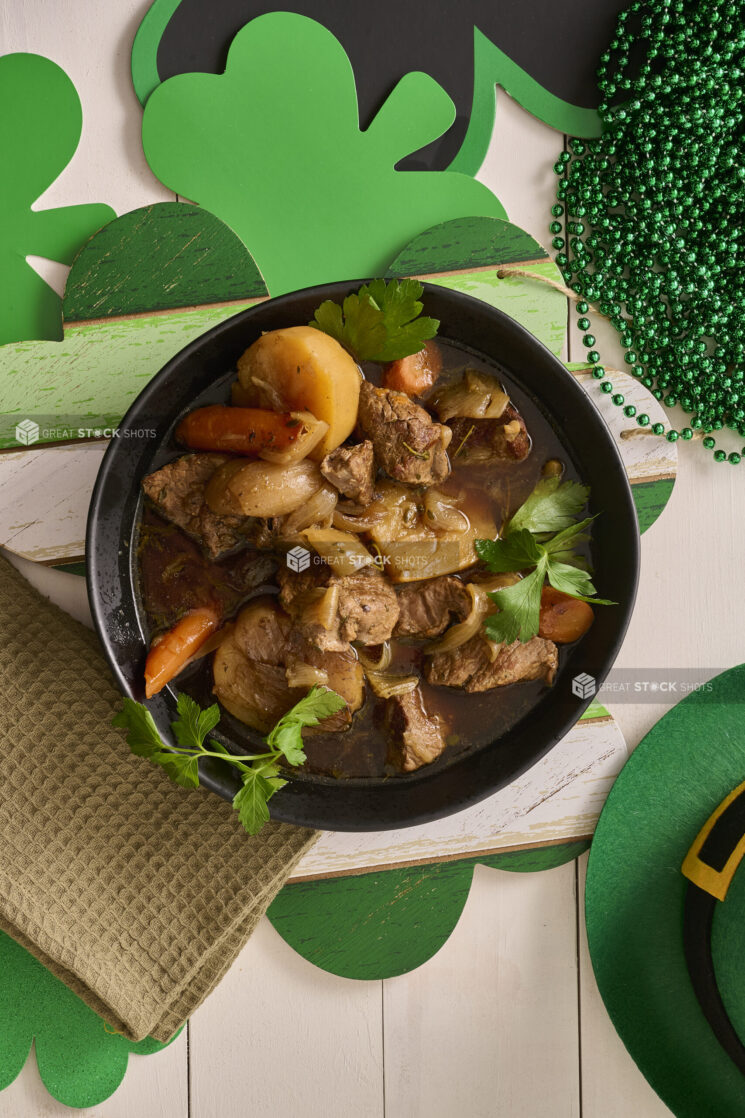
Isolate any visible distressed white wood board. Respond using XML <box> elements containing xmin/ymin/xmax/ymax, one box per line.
<box><xmin>573</xmin><ymin>367</ymin><xmax>678</xmax><ymax>484</ymax></box>
<box><xmin>0</xmin><ymin>442</ymin><xmax>106</xmax><ymax>563</ymax></box>
<box><xmin>290</xmin><ymin>713</ymin><xmax>626</xmax><ymax>880</ymax></box>
<box><xmin>381</xmin><ymin>859</ymin><xmax>581</xmax><ymax>1118</ymax></box>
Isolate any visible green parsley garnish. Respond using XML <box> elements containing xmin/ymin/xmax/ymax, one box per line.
<box><xmin>112</xmin><ymin>686</ymin><xmax>346</xmax><ymax>835</ymax></box>
<box><xmin>309</xmin><ymin>278</ymin><xmax>439</xmax><ymax>363</ymax></box>
<box><xmin>504</xmin><ymin>475</ymin><xmax>591</xmax><ymax>535</ymax></box>
<box><xmin>475</xmin><ymin>479</ymin><xmax>615</xmax><ymax>645</ymax></box>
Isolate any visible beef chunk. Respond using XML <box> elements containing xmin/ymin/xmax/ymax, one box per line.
<box><xmin>139</xmin><ymin>509</ymin><xmax>275</xmax><ymax>630</ymax></box>
<box><xmin>385</xmin><ymin>687</ymin><xmax>448</xmax><ymax>772</ymax></box>
<box><xmin>449</xmin><ymin>404</ymin><xmax>531</xmax><ymax>464</ymax></box>
<box><xmin>142</xmin><ymin>453</ymin><xmax>248</xmax><ymax>559</ymax></box>
<box><xmin>425</xmin><ymin>633</ymin><xmax>558</xmax><ymax>691</ymax></box>
<box><xmin>357</xmin><ymin>381</ymin><xmax>451</xmax><ymax>485</ymax></box>
<box><xmin>320</xmin><ymin>440</ymin><xmax>376</xmax><ymax>504</ymax></box>
<box><xmin>278</xmin><ymin>563</ymin><xmax>399</xmax><ymax>651</ymax></box>
<box><xmin>338</xmin><ymin>567</ymin><xmax>400</xmax><ymax>644</ymax></box>
<box><xmin>394</xmin><ymin>576</ymin><xmax>472</xmax><ymax>640</ymax></box>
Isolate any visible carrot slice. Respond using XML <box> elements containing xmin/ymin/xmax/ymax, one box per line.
<box><xmin>538</xmin><ymin>587</ymin><xmax>594</xmax><ymax>644</ymax></box>
<box><xmin>383</xmin><ymin>341</ymin><xmax>442</xmax><ymax>396</ymax></box>
<box><xmin>175</xmin><ymin>405</ymin><xmax>312</xmax><ymax>456</ymax></box>
<box><xmin>144</xmin><ymin>608</ymin><xmax>219</xmax><ymax>698</ymax></box>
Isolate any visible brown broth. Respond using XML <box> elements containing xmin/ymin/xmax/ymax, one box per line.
<box><xmin>138</xmin><ymin>338</ymin><xmax>586</xmax><ymax>782</ymax></box>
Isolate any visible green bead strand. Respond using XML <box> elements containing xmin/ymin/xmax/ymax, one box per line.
<box><xmin>549</xmin><ymin>0</ymin><xmax>745</xmax><ymax>464</ymax></box>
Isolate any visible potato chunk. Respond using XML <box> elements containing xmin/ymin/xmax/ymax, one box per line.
<box><xmin>237</xmin><ymin>326</ymin><xmax>361</xmax><ymax>459</ymax></box>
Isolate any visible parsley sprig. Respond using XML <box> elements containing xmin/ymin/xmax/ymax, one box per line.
<box><xmin>475</xmin><ymin>477</ymin><xmax>615</xmax><ymax>645</ymax></box>
<box><xmin>310</xmin><ymin>278</ymin><xmax>439</xmax><ymax>362</ymax></box>
<box><xmin>112</xmin><ymin>686</ymin><xmax>345</xmax><ymax>835</ymax></box>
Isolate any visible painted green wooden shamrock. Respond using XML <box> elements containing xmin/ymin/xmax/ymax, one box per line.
<box><xmin>0</xmin><ymin>931</ymin><xmax>178</xmax><ymax>1108</ymax></box>
<box><xmin>141</xmin><ymin>13</ymin><xmax>506</xmax><ymax>296</ymax></box>
<box><xmin>132</xmin><ymin>0</ymin><xmax>604</xmax><ymax>174</ymax></box>
<box><xmin>0</xmin><ymin>53</ymin><xmax>114</xmax><ymax>346</ymax></box>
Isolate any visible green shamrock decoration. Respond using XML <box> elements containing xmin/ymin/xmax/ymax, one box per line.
<box><xmin>141</xmin><ymin>13</ymin><xmax>506</xmax><ymax>295</ymax></box>
<box><xmin>0</xmin><ymin>931</ymin><xmax>178</xmax><ymax>1108</ymax></box>
<box><xmin>131</xmin><ymin>0</ymin><xmax>603</xmax><ymax>175</ymax></box>
<box><xmin>0</xmin><ymin>53</ymin><xmax>114</xmax><ymax>346</ymax></box>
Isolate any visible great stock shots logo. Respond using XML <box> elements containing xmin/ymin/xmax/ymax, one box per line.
<box><xmin>286</xmin><ymin>546</ymin><xmax>312</xmax><ymax>573</ymax></box>
<box><xmin>571</xmin><ymin>672</ymin><xmax>597</xmax><ymax>700</ymax></box>
<box><xmin>14</xmin><ymin>418</ymin><xmax>39</xmax><ymax>446</ymax></box>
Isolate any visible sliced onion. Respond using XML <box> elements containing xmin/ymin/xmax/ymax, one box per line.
<box><xmin>423</xmin><ymin>489</ymin><xmax>470</xmax><ymax>534</ymax></box>
<box><xmin>432</xmin><ymin>369</ymin><xmax>510</xmax><ymax>421</ymax></box>
<box><xmin>286</xmin><ymin>662</ymin><xmax>330</xmax><ymax>688</ymax></box>
<box><xmin>365</xmin><ymin>669</ymin><xmax>419</xmax><ymax>698</ymax></box>
<box><xmin>260</xmin><ymin>411</ymin><xmax>329</xmax><ymax>464</ymax></box>
<box><xmin>473</xmin><ymin>573</ymin><xmax>522</xmax><ymax>594</ymax></box>
<box><xmin>357</xmin><ymin>641</ymin><xmax>392</xmax><ymax>672</ymax></box>
<box><xmin>332</xmin><ymin>506</ymin><xmax>385</xmax><ymax>533</ymax></box>
<box><xmin>282</xmin><ymin>483</ymin><xmax>338</xmax><ymax>534</ymax></box>
<box><xmin>302</xmin><ymin>527</ymin><xmax>374</xmax><ymax>576</ymax></box>
<box><xmin>424</xmin><ymin>575</ymin><xmax>523</xmax><ymax>656</ymax></box>
<box><xmin>292</xmin><ymin>584</ymin><xmax>340</xmax><ymax>631</ymax></box>
<box><xmin>427</xmin><ymin>584</ymin><xmax>490</xmax><ymax>654</ymax></box>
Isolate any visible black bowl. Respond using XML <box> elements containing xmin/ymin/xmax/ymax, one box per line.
<box><xmin>87</xmin><ymin>281</ymin><xmax>639</xmax><ymax>831</ymax></box>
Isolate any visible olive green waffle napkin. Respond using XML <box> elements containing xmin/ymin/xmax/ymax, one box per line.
<box><xmin>0</xmin><ymin>554</ymin><xmax>317</xmax><ymax>1042</ymax></box>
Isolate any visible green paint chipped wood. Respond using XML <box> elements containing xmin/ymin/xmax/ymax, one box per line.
<box><xmin>0</xmin><ymin>203</ymin><xmax>267</xmax><ymax>448</ymax></box>
<box><xmin>387</xmin><ymin>216</ymin><xmax>567</xmax><ymax>357</ymax></box>
<box><xmin>0</xmin><ymin>303</ymin><xmax>260</xmax><ymax>448</ymax></box>
<box><xmin>630</xmin><ymin>477</ymin><xmax>676</xmax><ymax>534</ymax></box>
<box><xmin>387</xmin><ymin>214</ymin><xmax>547</xmax><ymax>276</ymax></box>
<box><xmin>64</xmin><ymin>202</ymin><xmax>267</xmax><ymax>321</ymax></box>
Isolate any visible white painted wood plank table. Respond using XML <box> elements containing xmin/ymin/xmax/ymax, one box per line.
<box><xmin>1</xmin><ymin>4</ymin><xmax>740</xmax><ymax>1115</ymax></box>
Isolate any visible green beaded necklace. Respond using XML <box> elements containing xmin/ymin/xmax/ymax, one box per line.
<box><xmin>551</xmin><ymin>0</ymin><xmax>745</xmax><ymax>465</ymax></box>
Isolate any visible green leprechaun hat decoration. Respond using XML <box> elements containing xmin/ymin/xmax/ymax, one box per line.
<box><xmin>586</xmin><ymin>663</ymin><xmax>745</xmax><ymax>1116</ymax></box>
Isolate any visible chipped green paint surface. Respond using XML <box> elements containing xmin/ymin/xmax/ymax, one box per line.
<box><xmin>0</xmin><ymin>301</ymin><xmax>259</xmax><ymax>447</ymax></box>
<box><xmin>387</xmin><ymin>215</ymin><xmax>545</xmax><ymax>276</ymax></box>
<box><xmin>64</xmin><ymin>202</ymin><xmax>267</xmax><ymax>321</ymax></box>
<box><xmin>268</xmin><ymin>842</ymin><xmax>589</xmax><ymax>980</ymax></box>
<box><xmin>0</xmin><ymin>202</ymin><xmax>269</xmax><ymax>447</ymax></box>
<box><xmin>581</xmin><ymin>700</ymin><xmax>611</xmax><ymax>720</ymax></box>
<box><xmin>388</xmin><ymin>215</ymin><xmax>567</xmax><ymax>358</ymax></box>
<box><xmin>429</xmin><ymin>261</ymin><xmax>566</xmax><ymax>359</ymax></box>
<box><xmin>631</xmin><ymin>477</ymin><xmax>676</xmax><ymax>534</ymax></box>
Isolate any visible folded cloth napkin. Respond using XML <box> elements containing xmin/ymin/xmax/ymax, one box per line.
<box><xmin>0</xmin><ymin>555</ymin><xmax>317</xmax><ymax>1042</ymax></box>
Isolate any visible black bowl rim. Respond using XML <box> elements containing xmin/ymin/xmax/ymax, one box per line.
<box><xmin>86</xmin><ymin>279</ymin><xmax>640</xmax><ymax>832</ymax></box>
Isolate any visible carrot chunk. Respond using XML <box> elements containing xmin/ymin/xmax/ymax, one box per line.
<box><xmin>383</xmin><ymin>341</ymin><xmax>442</xmax><ymax>396</ymax></box>
<box><xmin>538</xmin><ymin>586</ymin><xmax>594</xmax><ymax>644</ymax></box>
<box><xmin>144</xmin><ymin>608</ymin><xmax>219</xmax><ymax>697</ymax></box>
<box><xmin>175</xmin><ymin>405</ymin><xmax>309</xmax><ymax>456</ymax></box>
